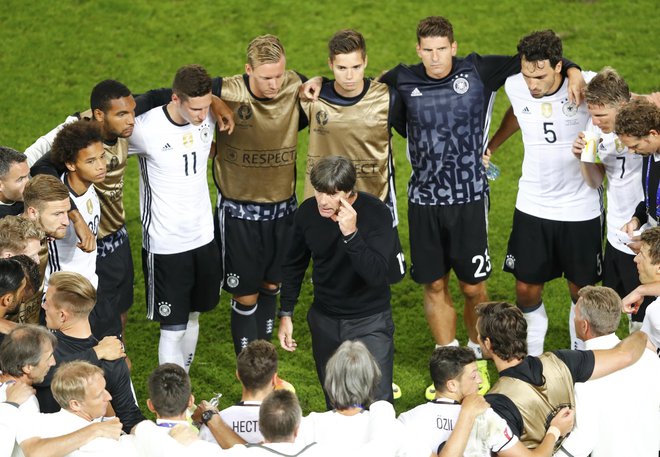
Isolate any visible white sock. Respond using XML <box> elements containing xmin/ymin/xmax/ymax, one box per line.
<box><xmin>159</xmin><ymin>328</ymin><xmax>186</xmax><ymax>367</ymax></box>
<box><xmin>569</xmin><ymin>301</ymin><xmax>584</xmax><ymax>350</ymax></box>
<box><xmin>522</xmin><ymin>303</ymin><xmax>548</xmax><ymax>356</ymax></box>
<box><xmin>435</xmin><ymin>339</ymin><xmax>459</xmax><ymax>349</ymax></box>
<box><xmin>468</xmin><ymin>340</ymin><xmax>483</xmax><ymax>359</ymax></box>
<box><xmin>181</xmin><ymin>312</ymin><xmax>200</xmax><ymax>373</ymax></box>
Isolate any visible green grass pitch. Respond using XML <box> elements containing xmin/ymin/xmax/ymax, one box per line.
<box><xmin>1</xmin><ymin>0</ymin><xmax>658</xmax><ymax>416</ymax></box>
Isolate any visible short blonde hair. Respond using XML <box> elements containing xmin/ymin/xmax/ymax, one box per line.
<box><xmin>49</xmin><ymin>271</ymin><xmax>96</xmax><ymax>317</ymax></box>
<box><xmin>0</xmin><ymin>216</ymin><xmax>44</xmax><ymax>254</ymax></box>
<box><xmin>247</xmin><ymin>34</ymin><xmax>285</xmax><ymax>68</ymax></box>
<box><xmin>52</xmin><ymin>360</ymin><xmax>103</xmax><ymax>409</ymax></box>
<box><xmin>585</xmin><ymin>67</ymin><xmax>630</xmax><ymax>107</ymax></box>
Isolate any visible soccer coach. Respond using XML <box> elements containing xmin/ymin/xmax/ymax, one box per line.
<box><xmin>278</xmin><ymin>156</ymin><xmax>396</xmax><ymax>405</ymax></box>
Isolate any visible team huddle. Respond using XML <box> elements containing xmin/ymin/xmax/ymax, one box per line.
<box><xmin>1</xmin><ymin>14</ymin><xmax>660</xmax><ymax>457</ymax></box>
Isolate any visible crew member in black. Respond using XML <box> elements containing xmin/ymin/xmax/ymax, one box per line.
<box><xmin>35</xmin><ymin>271</ymin><xmax>144</xmax><ymax>433</ymax></box>
<box><xmin>278</xmin><ymin>156</ymin><xmax>395</xmax><ymax>405</ymax></box>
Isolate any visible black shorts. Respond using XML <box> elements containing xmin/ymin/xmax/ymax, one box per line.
<box><xmin>408</xmin><ymin>199</ymin><xmax>491</xmax><ymax>284</ymax></box>
<box><xmin>142</xmin><ymin>240</ymin><xmax>221</xmax><ymax>326</ymax></box>
<box><xmin>218</xmin><ymin>210</ymin><xmax>295</xmax><ymax>295</ymax></box>
<box><xmin>602</xmin><ymin>241</ymin><xmax>652</xmax><ymax>322</ymax></box>
<box><xmin>503</xmin><ymin>210</ymin><xmax>602</xmax><ymax>285</ymax></box>
<box><xmin>91</xmin><ymin>228</ymin><xmax>134</xmax><ymax>338</ymax></box>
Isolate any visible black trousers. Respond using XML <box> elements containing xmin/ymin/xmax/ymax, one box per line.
<box><xmin>307</xmin><ymin>306</ymin><xmax>395</xmax><ymax>409</ymax></box>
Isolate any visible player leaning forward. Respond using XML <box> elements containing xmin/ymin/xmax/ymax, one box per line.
<box><xmin>129</xmin><ymin>65</ymin><xmax>221</xmax><ymax>372</ymax></box>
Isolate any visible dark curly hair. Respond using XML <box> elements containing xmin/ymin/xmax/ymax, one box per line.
<box><xmin>51</xmin><ymin>119</ymin><xmax>103</xmax><ymax>166</ymax></box>
<box><xmin>517</xmin><ymin>30</ymin><xmax>563</xmax><ymax>67</ymax></box>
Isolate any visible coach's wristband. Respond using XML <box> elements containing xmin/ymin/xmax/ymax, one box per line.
<box><xmin>3</xmin><ymin>401</ymin><xmax>20</xmax><ymax>409</ymax></box>
<box><xmin>343</xmin><ymin>229</ymin><xmax>358</xmax><ymax>243</ymax></box>
<box><xmin>546</xmin><ymin>425</ymin><xmax>561</xmax><ymax>442</ymax></box>
<box><xmin>278</xmin><ymin>310</ymin><xmax>293</xmax><ymax>318</ymax></box>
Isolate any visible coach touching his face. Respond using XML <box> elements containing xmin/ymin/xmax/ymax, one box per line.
<box><xmin>278</xmin><ymin>156</ymin><xmax>397</xmax><ymax>407</ymax></box>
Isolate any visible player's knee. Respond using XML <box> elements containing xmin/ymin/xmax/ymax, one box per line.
<box><xmin>233</xmin><ymin>294</ymin><xmax>259</xmax><ymax>306</ymax></box>
<box><xmin>259</xmin><ymin>283</ymin><xmax>280</xmax><ymax>295</ymax></box>
<box><xmin>424</xmin><ymin>276</ymin><xmax>449</xmax><ymax>294</ymax></box>
<box><xmin>515</xmin><ymin>282</ymin><xmax>543</xmax><ymax>307</ymax></box>
<box><xmin>460</xmin><ymin>281</ymin><xmax>487</xmax><ymax>301</ymax></box>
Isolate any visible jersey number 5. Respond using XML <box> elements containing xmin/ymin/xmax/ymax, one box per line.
<box><xmin>543</xmin><ymin>122</ymin><xmax>557</xmax><ymax>143</ymax></box>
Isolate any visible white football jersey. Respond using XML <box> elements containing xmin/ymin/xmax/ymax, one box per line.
<box><xmin>44</xmin><ymin>176</ymin><xmax>100</xmax><ymax>290</ymax></box>
<box><xmin>199</xmin><ymin>401</ymin><xmax>263</xmax><ymax>444</ymax></box>
<box><xmin>506</xmin><ymin>72</ymin><xmax>600</xmax><ymax>221</ymax></box>
<box><xmin>586</xmin><ymin>119</ymin><xmax>643</xmax><ymax>254</ymax></box>
<box><xmin>397</xmin><ymin>399</ymin><xmax>517</xmax><ymax>455</ymax></box>
<box><xmin>642</xmin><ymin>297</ymin><xmax>660</xmax><ymax>355</ymax></box>
<box><xmin>129</xmin><ymin>106</ymin><xmax>215</xmax><ymax>254</ymax></box>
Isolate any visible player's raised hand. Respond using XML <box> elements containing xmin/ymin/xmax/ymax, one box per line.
<box><xmin>622</xmin><ymin>287</ymin><xmax>644</xmax><ymax>314</ymax></box>
<box><xmin>571</xmin><ymin>132</ymin><xmax>586</xmax><ymax>158</ymax></box>
<box><xmin>278</xmin><ymin>316</ymin><xmax>297</xmax><ymax>352</ymax></box>
<box><xmin>336</xmin><ymin>197</ymin><xmax>357</xmax><ymax>237</ymax></box>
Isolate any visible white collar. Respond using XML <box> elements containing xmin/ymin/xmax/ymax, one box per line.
<box><xmin>584</xmin><ymin>333</ymin><xmax>621</xmax><ymax>350</ymax></box>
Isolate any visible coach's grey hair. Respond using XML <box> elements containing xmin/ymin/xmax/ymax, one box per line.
<box><xmin>324</xmin><ymin>340</ymin><xmax>381</xmax><ymax>410</ymax></box>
